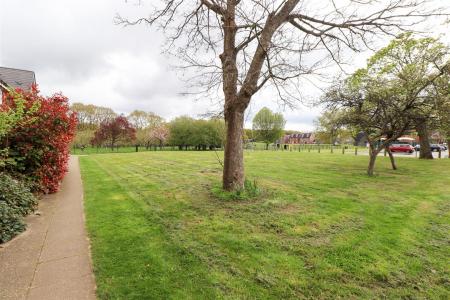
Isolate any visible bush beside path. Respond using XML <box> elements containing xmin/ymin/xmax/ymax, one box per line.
<box><xmin>0</xmin><ymin>157</ymin><xmax>96</xmax><ymax>300</ymax></box>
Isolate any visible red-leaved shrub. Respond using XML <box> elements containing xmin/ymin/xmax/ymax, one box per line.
<box><xmin>1</xmin><ymin>86</ymin><xmax>77</xmax><ymax>193</ymax></box>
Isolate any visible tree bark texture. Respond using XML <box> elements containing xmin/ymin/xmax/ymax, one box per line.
<box><xmin>223</xmin><ymin>110</ymin><xmax>245</xmax><ymax>190</ymax></box>
<box><xmin>416</xmin><ymin>120</ymin><xmax>433</xmax><ymax>159</ymax></box>
<box><xmin>386</xmin><ymin>148</ymin><xmax>397</xmax><ymax>170</ymax></box>
<box><xmin>367</xmin><ymin>144</ymin><xmax>381</xmax><ymax>176</ymax></box>
<box><xmin>448</xmin><ymin>138</ymin><xmax>450</xmax><ymax>159</ymax></box>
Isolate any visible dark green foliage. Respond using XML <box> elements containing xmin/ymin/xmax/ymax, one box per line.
<box><xmin>252</xmin><ymin>107</ymin><xmax>285</xmax><ymax>148</ymax></box>
<box><xmin>0</xmin><ymin>173</ymin><xmax>37</xmax><ymax>243</ymax></box>
<box><xmin>169</xmin><ymin>116</ymin><xmax>225</xmax><ymax>149</ymax></box>
<box><xmin>0</xmin><ymin>202</ymin><xmax>26</xmax><ymax>243</ymax></box>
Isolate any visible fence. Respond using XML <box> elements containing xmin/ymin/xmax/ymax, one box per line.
<box><xmin>71</xmin><ymin>144</ymin><xmax>231</xmax><ymax>155</ymax></box>
<box><xmin>71</xmin><ymin>143</ymin><xmax>448</xmax><ymax>158</ymax></box>
<box><xmin>71</xmin><ymin>143</ymin><xmax>364</xmax><ymax>155</ymax></box>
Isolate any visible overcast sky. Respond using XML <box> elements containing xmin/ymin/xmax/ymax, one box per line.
<box><xmin>0</xmin><ymin>0</ymin><xmax>448</xmax><ymax>131</ymax></box>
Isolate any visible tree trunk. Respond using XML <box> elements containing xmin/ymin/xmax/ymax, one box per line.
<box><xmin>223</xmin><ymin>109</ymin><xmax>245</xmax><ymax>191</ymax></box>
<box><xmin>386</xmin><ymin>148</ymin><xmax>397</xmax><ymax>170</ymax></box>
<box><xmin>448</xmin><ymin>138</ymin><xmax>450</xmax><ymax>159</ymax></box>
<box><xmin>416</xmin><ymin>120</ymin><xmax>433</xmax><ymax>159</ymax></box>
<box><xmin>367</xmin><ymin>145</ymin><xmax>379</xmax><ymax>176</ymax></box>
<box><xmin>220</xmin><ymin>1</ymin><xmax>296</xmax><ymax>191</ymax></box>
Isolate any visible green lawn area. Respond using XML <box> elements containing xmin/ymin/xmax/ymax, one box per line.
<box><xmin>71</xmin><ymin>146</ymin><xmax>177</xmax><ymax>155</ymax></box>
<box><xmin>79</xmin><ymin>151</ymin><xmax>450</xmax><ymax>299</ymax></box>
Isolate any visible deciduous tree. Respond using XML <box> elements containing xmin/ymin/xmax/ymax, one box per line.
<box><xmin>71</xmin><ymin>103</ymin><xmax>117</xmax><ymax>130</ymax></box>
<box><xmin>128</xmin><ymin>110</ymin><xmax>163</xmax><ymax>130</ymax></box>
<box><xmin>435</xmin><ymin>75</ymin><xmax>450</xmax><ymax>158</ymax></box>
<box><xmin>364</xmin><ymin>33</ymin><xmax>450</xmax><ymax>160</ymax></box>
<box><xmin>168</xmin><ymin>116</ymin><xmax>196</xmax><ymax>149</ymax></box>
<box><xmin>314</xmin><ymin>110</ymin><xmax>351</xmax><ymax>145</ymax></box>
<box><xmin>324</xmin><ymin>71</ymin><xmax>411</xmax><ymax>175</ymax></box>
<box><xmin>324</xmin><ymin>34</ymin><xmax>449</xmax><ymax>175</ymax></box>
<box><xmin>149</xmin><ymin>124</ymin><xmax>170</xmax><ymax>149</ymax></box>
<box><xmin>91</xmin><ymin>116</ymin><xmax>136</xmax><ymax>149</ymax></box>
<box><xmin>118</xmin><ymin>0</ymin><xmax>448</xmax><ymax>190</ymax></box>
<box><xmin>252</xmin><ymin>107</ymin><xmax>285</xmax><ymax>149</ymax></box>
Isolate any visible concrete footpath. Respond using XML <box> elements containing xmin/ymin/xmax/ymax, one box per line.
<box><xmin>0</xmin><ymin>156</ymin><xmax>96</xmax><ymax>300</ymax></box>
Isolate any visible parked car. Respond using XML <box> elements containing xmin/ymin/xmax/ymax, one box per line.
<box><xmin>432</xmin><ymin>144</ymin><xmax>446</xmax><ymax>151</ymax></box>
<box><xmin>389</xmin><ymin>144</ymin><xmax>414</xmax><ymax>153</ymax></box>
<box><xmin>414</xmin><ymin>144</ymin><xmax>446</xmax><ymax>152</ymax></box>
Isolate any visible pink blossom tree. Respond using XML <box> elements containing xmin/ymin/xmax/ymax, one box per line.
<box><xmin>149</xmin><ymin>124</ymin><xmax>170</xmax><ymax>149</ymax></box>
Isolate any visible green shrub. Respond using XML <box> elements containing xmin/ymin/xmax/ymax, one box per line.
<box><xmin>0</xmin><ymin>202</ymin><xmax>26</xmax><ymax>243</ymax></box>
<box><xmin>0</xmin><ymin>173</ymin><xmax>37</xmax><ymax>243</ymax></box>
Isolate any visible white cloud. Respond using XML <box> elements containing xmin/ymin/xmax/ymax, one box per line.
<box><xmin>1</xmin><ymin>0</ymin><xmax>448</xmax><ymax>131</ymax></box>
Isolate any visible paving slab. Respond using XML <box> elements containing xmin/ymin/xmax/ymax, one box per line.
<box><xmin>0</xmin><ymin>156</ymin><xmax>96</xmax><ymax>300</ymax></box>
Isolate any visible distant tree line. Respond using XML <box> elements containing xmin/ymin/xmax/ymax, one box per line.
<box><xmin>71</xmin><ymin>104</ymin><xmax>316</xmax><ymax>151</ymax></box>
<box><xmin>70</xmin><ymin>104</ymin><xmax>226</xmax><ymax>150</ymax></box>
<box><xmin>169</xmin><ymin>117</ymin><xmax>225</xmax><ymax>150</ymax></box>
<box><xmin>70</xmin><ymin>103</ymin><xmax>117</xmax><ymax>130</ymax></box>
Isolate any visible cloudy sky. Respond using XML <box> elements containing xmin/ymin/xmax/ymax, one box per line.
<box><xmin>0</xmin><ymin>0</ymin><xmax>448</xmax><ymax>131</ymax></box>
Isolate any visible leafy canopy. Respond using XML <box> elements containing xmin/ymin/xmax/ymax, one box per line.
<box><xmin>252</xmin><ymin>107</ymin><xmax>286</xmax><ymax>145</ymax></box>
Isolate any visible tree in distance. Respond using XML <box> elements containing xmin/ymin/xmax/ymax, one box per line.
<box><xmin>252</xmin><ymin>107</ymin><xmax>285</xmax><ymax>150</ymax></box>
<box><xmin>169</xmin><ymin>116</ymin><xmax>226</xmax><ymax>150</ymax></box>
<box><xmin>314</xmin><ymin>109</ymin><xmax>352</xmax><ymax>145</ymax></box>
<box><xmin>91</xmin><ymin>116</ymin><xmax>136</xmax><ymax>150</ymax></box>
<box><xmin>149</xmin><ymin>124</ymin><xmax>170</xmax><ymax>149</ymax></box>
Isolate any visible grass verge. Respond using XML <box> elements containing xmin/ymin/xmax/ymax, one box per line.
<box><xmin>80</xmin><ymin>151</ymin><xmax>450</xmax><ymax>299</ymax></box>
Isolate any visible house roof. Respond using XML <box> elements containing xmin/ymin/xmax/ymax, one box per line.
<box><xmin>286</xmin><ymin>133</ymin><xmax>316</xmax><ymax>139</ymax></box>
<box><xmin>0</xmin><ymin>67</ymin><xmax>36</xmax><ymax>91</ymax></box>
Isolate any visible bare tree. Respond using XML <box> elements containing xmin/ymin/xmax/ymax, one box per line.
<box><xmin>128</xmin><ymin>110</ymin><xmax>164</xmax><ymax>130</ymax></box>
<box><xmin>117</xmin><ymin>0</ymin><xmax>448</xmax><ymax>190</ymax></box>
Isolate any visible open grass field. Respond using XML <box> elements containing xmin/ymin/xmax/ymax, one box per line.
<box><xmin>71</xmin><ymin>146</ymin><xmax>176</xmax><ymax>155</ymax></box>
<box><xmin>71</xmin><ymin>143</ymin><xmax>365</xmax><ymax>155</ymax></box>
<box><xmin>79</xmin><ymin>151</ymin><xmax>450</xmax><ymax>299</ymax></box>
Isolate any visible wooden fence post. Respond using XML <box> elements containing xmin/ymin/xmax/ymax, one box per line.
<box><xmin>342</xmin><ymin>147</ymin><xmax>345</xmax><ymax>154</ymax></box>
<box><xmin>355</xmin><ymin>147</ymin><xmax>358</xmax><ymax>155</ymax></box>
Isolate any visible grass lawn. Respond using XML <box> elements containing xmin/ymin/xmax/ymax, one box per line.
<box><xmin>71</xmin><ymin>146</ymin><xmax>177</xmax><ymax>155</ymax></box>
<box><xmin>79</xmin><ymin>151</ymin><xmax>450</xmax><ymax>299</ymax></box>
